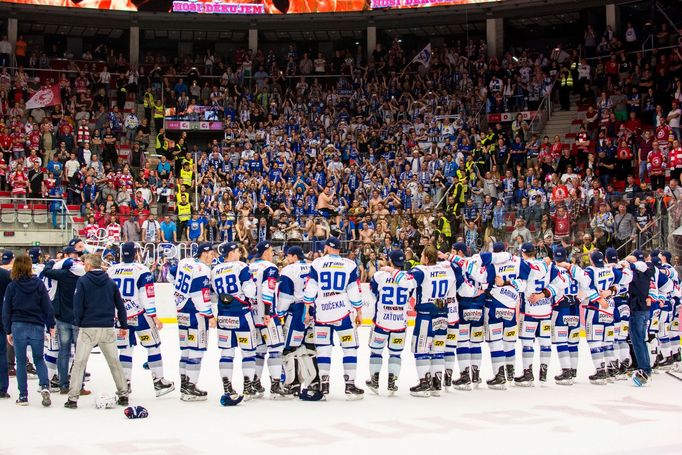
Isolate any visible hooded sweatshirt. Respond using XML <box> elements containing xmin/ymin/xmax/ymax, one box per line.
<box><xmin>73</xmin><ymin>270</ymin><xmax>128</xmax><ymax>329</ymax></box>
<box><xmin>2</xmin><ymin>276</ymin><xmax>54</xmax><ymax>334</ymax></box>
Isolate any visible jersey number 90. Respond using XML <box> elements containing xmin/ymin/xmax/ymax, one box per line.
<box><xmin>113</xmin><ymin>277</ymin><xmax>135</xmax><ymax>297</ymax></box>
<box><xmin>319</xmin><ymin>271</ymin><xmax>347</xmax><ymax>292</ymax></box>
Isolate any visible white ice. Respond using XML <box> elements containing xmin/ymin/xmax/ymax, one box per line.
<box><xmin>1</xmin><ymin>326</ymin><xmax>680</xmax><ymax>455</ymax></box>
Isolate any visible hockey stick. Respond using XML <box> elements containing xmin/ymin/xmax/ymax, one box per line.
<box><xmin>665</xmin><ymin>371</ymin><xmax>682</xmax><ymax>382</ymax></box>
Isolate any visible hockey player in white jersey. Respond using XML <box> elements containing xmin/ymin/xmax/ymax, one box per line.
<box><xmin>173</xmin><ymin>242</ymin><xmax>216</xmax><ymax>401</ymax></box>
<box><xmin>303</xmin><ymin>237</ymin><xmax>365</xmax><ymax>400</ymax></box>
<box><xmin>366</xmin><ymin>250</ymin><xmax>416</xmax><ymax>395</ymax></box>
<box><xmin>604</xmin><ymin>247</ymin><xmax>634</xmax><ymax>379</ymax></box>
<box><xmin>28</xmin><ymin>247</ymin><xmax>57</xmax><ymax>387</ymax></box>
<box><xmin>473</xmin><ymin>242</ymin><xmax>522</xmax><ymax>389</ymax></box>
<box><xmin>551</xmin><ymin>247</ymin><xmax>590</xmax><ymax>385</ymax></box>
<box><xmin>650</xmin><ymin>252</ymin><xmax>676</xmax><ymax>370</ymax></box>
<box><xmin>211</xmin><ymin>242</ymin><xmax>258</xmax><ymax>405</ymax></box>
<box><xmin>108</xmin><ymin>243</ymin><xmax>174</xmax><ymax>397</ymax></box>
<box><xmin>514</xmin><ymin>243</ymin><xmax>568</xmax><ymax>386</ymax></box>
<box><xmin>660</xmin><ymin>251</ymin><xmax>681</xmax><ymax>366</ymax></box>
<box><xmin>278</xmin><ymin>246</ymin><xmax>317</xmax><ymax>398</ymax></box>
<box><xmin>249</xmin><ymin>241</ymin><xmax>289</xmax><ymax>399</ymax></box>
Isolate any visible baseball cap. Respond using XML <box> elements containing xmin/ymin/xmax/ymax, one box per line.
<box><xmin>68</xmin><ymin>238</ymin><xmax>82</xmax><ymax>248</ymax></box>
<box><xmin>102</xmin><ymin>248</ymin><xmax>117</xmax><ymax>259</ymax></box>
<box><xmin>652</xmin><ymin>255</ymin><xmax>662</xmax><ymax>267</ymax></box>
<box><xmin>254</xmin><ymin>240</ymin><xmax>272</xmax><ymax>257</ymax></box>
<box><xmin>62</xmin><ymin>246</ymin><xmax>77</xmax><ymax>255</ymax></box>
<box><xmin>218</xmin><ymin>242</ymin><xmax>239</xmax><ymax>257</ymax></box>
<box><xmin>521</xmin><ymin>243</ymin><xmax>535</xmax><ymax>254</ymax></box>
<box><xmin>28</xmin><ymin>247</ymin><xmax>42</xmax><ymax>264</ymax></box>
<box><xmin>492</xmin><ymin>241</ymin><xmax>505</xmax><ymax>253</ymax></box>
<box><xmin>120</xmin><ymin>242</ymin><xmax>137</xmax><ymax>263</ymax></box>
<box><xmin>325</xmin><ymin>237</ymin><xmax>341</xmax><ymax>250</ymax></box>
<box><xmin>590</xmin><ymin>251</ymin><xmax>605</xmax><ymax>267</ymax></box>
<box><xmin>195</xmin><ymin>242</ymin><xmax>214</xmax><ymax>258</ymax></box>
<box><xmin>662</xmin><ymin>251</ymin><xmax>672</xmax><ymax>263</ymax></box>
<box><xmin>286</xmin><ymin>245</ymin><xmax>305</xmax><ymax>260</ymax></box>
<box><xmin>605</xmin><ymin>247</ymin><xmax>619</xmax><ymax>263</ymax></box>
<box><xmin>651</xmin><ymin>249</ymin><xmax>660</xmax><ymax>258</ymax></box>
<box><xmin>1</xmin><ymin>250</ymin><xmax>14</xmax><ymax>265</ymax></box>
<box><xmin>388</xmin><ymin>250</ymin><xmax>406</xmax><ymax>268</ymax></box>
<box><xmin>553</xmin><ymin>247</ymin><xmax>567</xmax><ymax>262</ymax></box>
<box><xmin>632</xmin><ymin>250</ymin><xmax>645</xmax><ymax>262</ymax></box>
<box><xmin>452</xmin><ymin>242</ymin><xmax>467</xmax><ymax>254</ymax></box>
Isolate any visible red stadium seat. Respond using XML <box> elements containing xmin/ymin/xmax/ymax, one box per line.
<box><xmin>0</xmin><ymin>203</ymin><xmax>15</xmax><ymax>224</ymax></box>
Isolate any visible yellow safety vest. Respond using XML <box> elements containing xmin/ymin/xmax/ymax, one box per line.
<box><xmin>177</xmin><ymin>202</ymin><xmax>191</xmax><ymax>221</ymax></box>
<box><xmin>561</xmin><ymin>74</ymin><xmax>573</xmax><ymax>87</ymax></box>
<box><xmin>155</xmin><ymin>133</ymin><xmax>168</xmax><ymax>151</ymax></box>
<box><xmin>144</xmin><ymin>92</ymin><xmax>154</xmax><ymax>109</ymax></box>
<box><xmin>180</xmin><ymin>168</ymin><xmax>193</xmax><ymax>187</ymax></box>
<box><xmin>153</xmin><ymin>103</ymin><xmax>164</xmax><ymax>119</ymax></box>
<box><xmin>440</xmin><ymin>216</ymin><xmax>452</xmax><ymax>237</ymax></box>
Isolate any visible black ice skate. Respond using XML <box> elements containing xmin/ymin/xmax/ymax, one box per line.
<box><xmin>453</xmin><ymin>368</ymin><xmax>472</xmax><ymax>391</ymax></box>
<box><xmin>607</xmin><ymin>361</ymin><xmax>619</xmax><ymax>382</ymax></box>
<box><xmin>26</xmin><ymin>363</ymin><xmax>38</xmax><ymax>379</ymax></box>
<box><xmin>554</xmin><ymin>368</ymin><xmax>574</xmax><ymax>385</ymax></box>
<box><xmin>505</xmin><ymin>364</ymin><xmax>515</xmax><ymax>383</ymax></box>
<box><xmin>619</xmin><ymin>358</ymin><xmax>632</xmax><ymax>377</ymax></box>
<box><xmin>430</xmin><ymin>372</ymin><xmax>442</xmax><ymax>396</ymax></box>
<box><xmin>49</xmin><ymin>375</ymin><xmax>60</xmax><ymax>393</ymax></box>
<box><xmin>444</xmin><ymin>369</ymin><xmax>453</xmax><ymax>388</ymax></box>
<box><xmin>271</xmin><ymin>379</ymin><xmax>294</xmax><ymax>400</ymax></box>
<box><xmin>658</xmin><ymin>356</ymin><xmax>675</xmax><ymax>371</ymax></box>
<box><xmin>320</xmin><ymin>375</ymin><xmax>330</xmax><ymax>396</ymax></box>
<box><xmin>589</xmin><ymin>364</ymin><xmax>608</xmax><ymax>385</ymax></box>
<box><xmin>486</xmin><ymin>367</ymin><xmax>507</xmax><ymax>390</ymax></box>
<box><xmin>410</xmin><ymin>373</ymin><xmax>431</xmax><ymax>397</ymax></box>
<box><xmin>387</xmin><ymin>373</ymin><xmax>398</xmax><ymax>395</ymax></box>
<box><xmin>344</xmin><ymin>375</ymin><xmax>364</xmax><ymax>401</ymax></box>
<box><xmin>154</xmin><ymin>378</ymin><xmax>175</xmax><ymax>397</ymax></box>
<box><xmin>181</xmin><ymin>382</ymin><xmax>208</xmax><ymax>401</ymax></box>
<box><xmin>365</xmin><ymin>373</ymin><xmax>380</xmax><ymax>395</ymax></box>
<box><xmin>539</xmin><ymin>364</ymin><xmax>548</xmax><ymax>383</ymax></box>
<box><xmin>220</xmin><ymin>378</ymin><xmax>243</xmax><ymax>406</ymax></box>
<box><xmin>471</xmin><ymin>366</ymin><xmax>481</xmax><ymax>389</ymax></box>
<box><xmin>673</xmin><ymin>350</ymin><xmax>681</xmax><ymax>363</ymax></box>
<box><xmin>514</xmin><ymin>367</ymin><xmax>534</xmax><ymax>387</ymax></box>
<box><xmin>243</xmin><ymin>376</ymin><xmax>256</xmax><ymax>401</ymax></box>
<box><xmin>252</xmin><ymin>376</ymin><xmax>265</xmax><ymax>398</ymax></box>
<box><xmin>180</xmin><ymin>374</ymin><xmax>189</xmax><ymax>395</ymax></box>
<box><xmin>570</xmin><ymin>368</ymin><xmax>577</xmax><ymax>379</ymax></box>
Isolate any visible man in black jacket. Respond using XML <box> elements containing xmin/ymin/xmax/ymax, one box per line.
<box><xmin>65</xmin><ymin>254</ymin><xmax>129</xmax><ymax>409</ymax></box>
<box><xmin>0</xmin><ymin>266</ymin><xmax>11</xmax><ymax>398</ymax></box>
<box><xmin>627</xmin><ymin>250</ymin><xmax>655</xmax><ymax>385</ymax></box>
<box><xmin>42</xmin><ymin>246</ymin><xmax>86</xmax><ymax>393</ymax></box>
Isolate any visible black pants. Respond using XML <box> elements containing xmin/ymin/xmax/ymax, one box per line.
<box><xmin>559</xmin><ymin>86</ymin><xmax>571</xmax><ymax>110</ymax></box>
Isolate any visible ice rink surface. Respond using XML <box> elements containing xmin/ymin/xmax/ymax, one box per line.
<box><xmin>1</xmin><ymin>326</ymin><xmax>681</xmax><ymax>455</ymax></box>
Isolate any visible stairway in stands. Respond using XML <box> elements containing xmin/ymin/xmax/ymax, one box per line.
<box><xmin>541</xmin><ymin>94</ymin><xmax>583</xmax><ymax>144</ymax></box>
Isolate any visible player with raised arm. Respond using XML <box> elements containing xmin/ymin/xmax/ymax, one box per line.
<box><xmin>303</xmin><ymin>237</ymin><xmax>365</xmax><ymax>400</ymax></box>
<box><xmin>211</xmin><ymin>242</ymin><xmax>258</xmax><ymax>405</ymax></box>
<box><xmin>108</xmin><ymin>242</ymin><xmax>174</xmax><ymax>397</ymax></box>
<box><xmin>473</xmin><ymin>242</ymin><xmax>522</xmax><ymax>389</ymax></box>
<box><xmin>366</xmin><ymin>250</ymin><xmax>416</xmax><ymax>395</ymax></box>
<box><xmin>514</xmin><ymin>243</ymin><xmax>568</xmax><ymax>386</ymax></box>
<box><xmin>249</xmin><ymin>240</ymin><xmax>289</xmax><ymax>399</ymax></box>
<box><xmin>173</xmin><ymin>242</ymin><xmax>215</xmax><ymax>401</ymax></box>
<box><xmin>551</xmin><ymin>247</ymin><xmax>590</xmax><ymax>385</ymax></box>
<box><xmin>278</xmin><ymin>246</ymin><xmax>316</xmax><ymax>398</ymax></box>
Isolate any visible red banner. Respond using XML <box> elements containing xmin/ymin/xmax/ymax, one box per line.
<box><xmin>25</xmin><ymin>84</ymin><xmax>61</xmax><ymax>110</ymax></box>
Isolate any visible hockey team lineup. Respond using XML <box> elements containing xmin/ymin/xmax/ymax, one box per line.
<box><xmin>28</xmin><ymin>235</ymin><xmax>679</xmax><ymax>409</ymax></box>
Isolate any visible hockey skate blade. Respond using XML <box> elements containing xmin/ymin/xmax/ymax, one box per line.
<box><xmin>155</xmin><ymin>384</ymin><xmax>176</xmax><ymax>398</ymax></box>
<box><xmin>409</xmin><ymin>390</ymin><xmax>430</xmax><ymax>397</ymax></box>
<box><xmin>513</xmin><ymin>381</ymin><xmax>534</xmax><ymax>388</ymax></box>
<box><xmin>589</xmin><ymin>379</ymin><xmax>607</xmax><ymax>385</ymax></box>
<box><xmin>365</xmin><ymin>384</ymin><xmax>380</xmax><ymax>395</ymax></box>
<box><xmin>453</xmin><ymin>385</ymin><xmax>472</xmax><ymax>391</ymax></box>
<box><xmin>486</xmin><ymin>384</ymin><xmax>507</xmax><ymax>390</ymax></box>
<box><xmin>387</xmin><ymin>390</ymin><xmax>397</xmax><ymax>397</ymax></box>
<box><xmin>271</xmin><ymin>393</ymin><xmax>295</xmax><ymax>401</ymax></box>
<box><xmin>180</xmin><ymin>393</ymin><xmax>208</xmax><ymax>402</ymax></box>
<box><xmin>345</xmin><ymin>393</ymin><xmax>364</xmax><ymax>401</ymax></box>
<box><xmin>554</xmin><ymin>380</ymin><xmax>574</xmax><ymax>386</ymax></box>
<box><xmin>430</xmin><ymin>390</ymin><xmax>441</xmax><ymax>397</ymax></box>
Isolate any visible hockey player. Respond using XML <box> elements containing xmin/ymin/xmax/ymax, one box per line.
<box><xmin>303</xmin><ymin>237</ymin><xmax>365</xmax><ymax>400</ymax></box>
<box><xmin>514</xmin><ymin>243</ymin><xmax>568</xmax><ymax>386</ymax></box>
<box><xmin>660</xmin><ymin>251</ymin><xmax>681</xmax><ymax>365</ymax></box>
<box><xmin>211</xmin><ymin>242</ymin><xmax>258</xmax><ymax>405</ymax></box>
<box><xmin>650</xmin><ymin>252</ymin><xmax>675</xmax><ymax>370</ymax></box>
<box><xmin>449</xmin><ymin>242</ymin><xmax>487</xmax><ymax>390</ymax></box>
<box><xmin>408</xmin><ymin>246</ymin><xmax>461</xmax><ymax>397</ymax></box>
<box><xmin>605</xmin><ymin>247</ymin><xmax>634</xmax><ymax>378</ymax></box>
<box><xmin>173</xmin><ymin>242</ymin><xmax>215</xmax><ymax>401</ymax></box>
<box><xmin>551</xmin><ymin>247</ymin><xmax>589</xmax><ymax>385</ymax></box>
<box><xmin>474</xmin><ymin>242</ymin><xmax>522</xmax><ymax>389</ymax></box>
<box><xmin>366</xmin><ymin>250</ymin><xmax>416</xmax><ymax>395</ymax></box>
<box><xmin>108</xmin><ymin>243</ymin><xmax>174</xmax><ymax>397</ymax></box>
<box><xmin>249</xmin><ymin>240</ymin><xmax>288</xmax><ymax>398</ymax></box>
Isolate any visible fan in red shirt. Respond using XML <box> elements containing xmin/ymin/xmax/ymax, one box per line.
<box><xmin>9</xmin><ymin>163</ymin><xmax>28</xmax><ymax>198</ymax></box>
<box><xmin>107</xmin><ymin>215</ymin><xmax>122</xmax><ymax>243</ymax></box>
<box><xmin>656</xmin><ymin>119</ymin><xmax>672</xmax><ymax>153</ymax></box>
<box><xmin>669</xmin><ymin>139</ymin><xmax>682</xmax><ymax>182</ymax></box>
<box><xmin>616</xmin><ymin>138</ymin><xmax>633</xmax><ymax>176</ymax></box>
<box><xmin>0</xmin><ymin>126</ymin><xmax>11</xmax><ymax>157</ymax></box>
<box><xmin>84</xmin><ymin>216</ymin><xmax>101</xmax><ymax>240</ymax></box>
<box><xmin>552</xmin><ymin>206</ymin><xmax>572</xmax><ymax>241</ymax></box>
<box><xmin>648</xmin><ymin>141</ymin><xmax>666</xmax><ymax>190</ymax></box>
<box><xmin>552</xmin><ymin>183</ymin><xmax>570</xmax><ymax>204</ymax></box>
<box><xmin>9</xmin><ymin>127</ymin><xmax>25</xmax><ymax>158</ymax></box>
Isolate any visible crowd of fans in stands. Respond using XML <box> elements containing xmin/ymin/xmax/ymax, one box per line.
<box><xmin>0</xmin><ymin>20</ymin><xmax>682</xmax><ymax>277</ymax></box>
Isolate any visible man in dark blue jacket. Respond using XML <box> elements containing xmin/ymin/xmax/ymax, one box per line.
<box><xmin>627</xmin><ymin>250</ymin><xmax>655</xmax><ymax>385</ymax></box>
<box><xmin>42</xmin><ymin>246</ymin><xmax>85</xmax><ymax>393</ymax></box>
<box><xmin>65</xmin><ymin>254</ymin><xmax>129</xmax><ymax>409</ymax></box>
<box><xmin>0</xmin><ymin>266</ymin><xmax>11</xmax><ymax>398</ymax></box>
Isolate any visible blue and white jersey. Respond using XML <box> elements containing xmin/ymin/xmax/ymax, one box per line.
<box><xmin>557</xmin><ymin>263</ymin><xmax>590</xmax><ymax>300</ymax></box>
<box><xmin>370</xmin><ymin>269</ymin><xmax>416</xmax><ymax>331</ymax></box>
<box><xmin>517</xmin><ymin>258</ymin><xmax>568</xmax><ymax>318</ymax></box>
<box><xmin>303</xmin><ymin>254</ymin><xmax>362</xmax><ymax>324</ymax></box>
<box><xmin>173</xmin><ymin>258</ymin><xmax>213</xmax><ymax>317</ymax></box>
<box><xmin>211</xmin><ymin>260</ymin><xmax>256</xmax><ymax>310</ymax></box>
<box><xmin>609</xmin><ymin>262</ymin><xmax>634</xmax><ymax>296</ymax></box>
<box><xmin>409</xmin><ymin>262</ymin><xmax>458</xmax><ymax>316</ymax></box>
<box><xmin>652</xmin><ymin>265</ymin><xmax>674</xmax><ymax>303</ymax></box>
<box><xmin>474</xmin><ymin>252</ymin><xmax>522</xmax><ymax>309</ymax></box>
<box><xmin>583</xmin><ymin>265</ymin><xmax>616</xmax><ymax>305</ymax></box>
<box><xmin>44</xmin><ymin>257</ymin><xmax>86</xmax><ymax>301</ymax></box>
<box><xmin>107</xmin><ymin>262</ymin><xmax>156</xmax><ymax>318</ymax></box>
<box><xmin>278</xmin><ymin>260</ymin><xmax>311</xmax><ymax>314</ymax></box>
<box><xmin>660</xmin><ymin>263</ymin><xmax>681</xmax><ymax>300</ymax></box>
<box><xmin>32</xmin><ymin>263</ymin><xmax>57</xmax><ymax>301</ymax></box>
<box><xmin>249</xmin><ymin>259</ymin><xmax>279</xmax><ymax>325</ymax></box>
